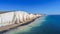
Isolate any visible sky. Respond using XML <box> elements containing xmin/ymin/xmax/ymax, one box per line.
<box><xmin>0</xmin><ymin>0</ymin><xmax>60</xmax><ymax>15</ymax></box>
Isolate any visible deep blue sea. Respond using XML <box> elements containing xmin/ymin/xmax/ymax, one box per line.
<box><xmin>37</xmin><ymin>15</ymin><xmax>60</xmax><ymax>34</ymax></box>
<box><xmin>4</xmin><ymin>15</ymin><xmax>60</xmax><ymax>34</ymax></box>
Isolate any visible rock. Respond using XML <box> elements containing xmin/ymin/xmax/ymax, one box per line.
<box><xmin>0</xmin><ymin>11</ymin><xmax>42</xmax><ymax>31</ymax></box>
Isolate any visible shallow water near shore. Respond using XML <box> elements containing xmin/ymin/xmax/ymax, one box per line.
<box><xmin>3</xmin><ymin>15</ymin><xmax>60</xmax><ymax>34</ymax></box>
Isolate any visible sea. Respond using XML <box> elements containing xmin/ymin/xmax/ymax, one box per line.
<box><xmin>3</xmin><ymin>15</ymin><xmax>60</xmax><ymax>34</ymax></box>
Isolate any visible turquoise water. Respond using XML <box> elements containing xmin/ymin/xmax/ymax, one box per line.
<box><xmin>4</xmin><ymin>15</ymin><xmax>60</xmax><ymax>34</ymax></box>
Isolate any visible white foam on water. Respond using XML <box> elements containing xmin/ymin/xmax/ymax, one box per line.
<box><xmin>4</xmin><ymin>16</ymin><xmax>46</xmax><ymax>34</ymax></box>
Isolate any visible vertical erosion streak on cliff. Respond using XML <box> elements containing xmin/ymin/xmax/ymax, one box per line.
<box><xmin>4</xmin><ymin>16</ymin><xmax>46</xmax><ymax>34</ymax></box>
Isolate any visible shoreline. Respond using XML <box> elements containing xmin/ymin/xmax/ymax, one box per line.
<box><xmin>0</xmin><ymin>16</ymin><xmax>41</xmax><ymax>33</ymax></box>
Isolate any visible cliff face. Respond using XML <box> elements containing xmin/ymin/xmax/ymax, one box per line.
<box><xmin>0</xmin><ymin>11</ymin><xmax>41</xmax><ymax>27</ymax></box>
<box><xmin>0</xmin><ymin>12</ymin><xmax>15</xmax><ymax>27</ymax></box>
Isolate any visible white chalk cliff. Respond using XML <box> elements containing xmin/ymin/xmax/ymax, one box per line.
<box><xmin>0</xmin><ymin>11</ymin><xmax>41</xmax><ymax>27</ymax></box>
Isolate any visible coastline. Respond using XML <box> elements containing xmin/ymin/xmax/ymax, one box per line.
<box><xmin>4</xmin><ymin>15</ymin><xmax>45</xmax><ymax>34</ymax></box>
<box><xmin>0</xmin><ymin>15</ymin><xmax>42</xmax><ymax>33</ymax></box>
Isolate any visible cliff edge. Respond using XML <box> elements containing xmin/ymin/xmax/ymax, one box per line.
<box><xmin>0</xmin><ymin>11</ymin><xmax>42</xmax><ymax>31</ymax></box>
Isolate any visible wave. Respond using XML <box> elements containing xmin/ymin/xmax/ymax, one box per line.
<box><xmin>3</xmin><ymin>15</ymin><xmax>60</xmax><ymax>34</ymax></box>
<box><xmin>3</xmin><ymin>16</ymin><xmax>46</xmax><ymax>34</ymax></box>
